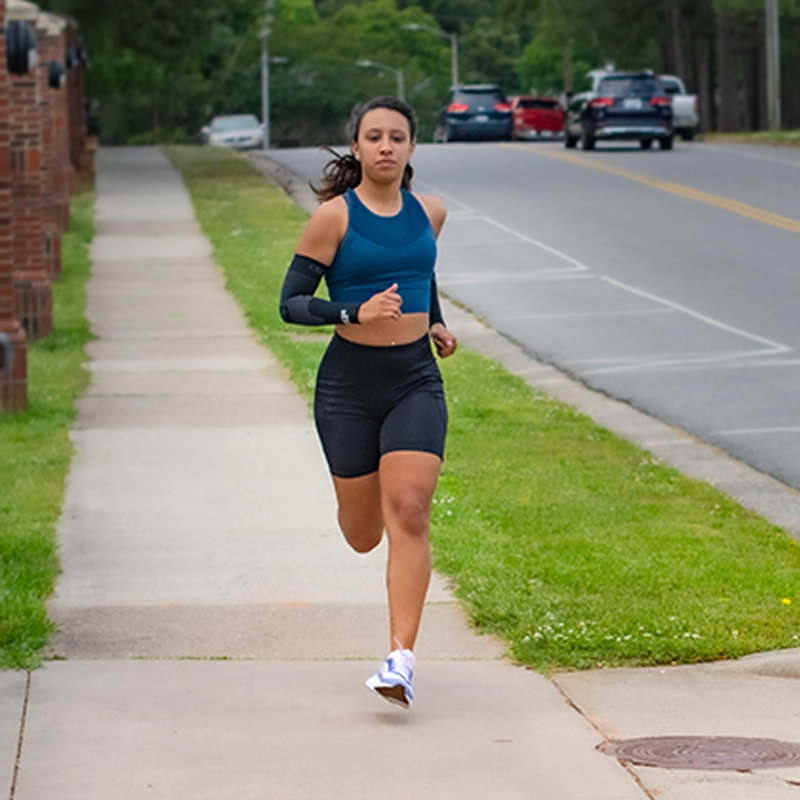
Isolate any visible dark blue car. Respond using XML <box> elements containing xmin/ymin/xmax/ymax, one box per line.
<box><xmin>434</xmin><ymin>85</ymin><xmax>513</xmax><ymax>143</ymax></box>
<box><xmin>564</xmin><ymin>72</ymin><xmax>673</xmax><ymax>151</ymax></box>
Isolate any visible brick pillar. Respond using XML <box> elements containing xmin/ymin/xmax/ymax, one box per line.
<box><xmin>64</xmin><ymin>24</ymin><xmax>87</xmax><ymax>180</ymax></box>
<box><xmin>35</xmin><ymin>13</ymin><xmax>64</xmax><ymax>279</ymax></box>
<box><xmin>47</xmin><ymin>14</ymin><xmax>70</xmax><ymax>227</ymax></box>
<box><xmin>7</xmin><ymin>6</ymin><xmax>53</xmax><ymax>342</ymax></box>
<box><xmin>0</xmin><ymin>0</ymin><xmax>29</xmax><ymax>411</ymax></box>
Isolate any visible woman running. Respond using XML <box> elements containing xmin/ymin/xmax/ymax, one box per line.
<box><xmin>279</xmin><ymin>96</ymin><xmax>457</xmax><ymax>708</ymax></box>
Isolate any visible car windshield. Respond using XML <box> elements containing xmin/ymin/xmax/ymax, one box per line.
<box><xmin>455</xmin><ymin>89</ymin><xmax>505</xmax><ymax>106</ymax></box>
<box><xmin>598</xmin><ymin>78</ymin><xmax>661</xmax><ymax>97</ymax></box>
<box><xmin>517</xmin><ymin>99</ymin><xmax>559</xmax><ymax>109</ymax></box>
<box><xmin>211</xmin><ymin>116</ymin><xmax>260</xmax><ymax>132</ymax></box>
<box><xmin>659</xmin><ymin>79</ymin><xmax>680</xmax><ymax>95</ymax></box>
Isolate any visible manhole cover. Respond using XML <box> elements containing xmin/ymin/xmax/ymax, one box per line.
<box><xmin>600</xmin><ymin>736</ymin><xmax>800</xmax><ymax>771</ymax></box>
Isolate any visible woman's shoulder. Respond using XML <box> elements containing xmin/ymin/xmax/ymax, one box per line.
<box><xmin>313</xmin><ymin>192</ymin><xmax>349</xmax><ymax>222</ymax></box>
<box><xmin>297</xmin><ymin>194</ymin><xmax>349</xmax><ymax>263</ymax></box>
<box><xmin>412</xmin><ymin>192</ymin><xmax>447</xmax><ymax>236</ymax></box>
<box><xmin>307</xmin><ymin>193</ymin><xmax>349</xmax><ymax>235</ymax></box>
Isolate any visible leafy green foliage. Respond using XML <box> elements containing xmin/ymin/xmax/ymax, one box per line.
<box><xmin>38</xmin><ymin>0</ymin><xmax>800</xmax><ymax>142</ymax></box>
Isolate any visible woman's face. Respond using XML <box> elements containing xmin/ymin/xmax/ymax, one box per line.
<box><xmin>352</xmin><ymin>107</ymin><xmax>415</xmax><ymax>185</ymax></box>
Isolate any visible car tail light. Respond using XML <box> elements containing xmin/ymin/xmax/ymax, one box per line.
<box><xmin>589</xmin><ymin>97</ymin><xmax>614</xmax><ymax>108</ymax></box>
<box><xmin>494</xmin><ymin>102</ymin><xmax>511</xmax><ymax>112</ymax></box>
<box><xmin>650</xmin><ymin>96</ymin><xmax>671</xmax><ymax>107</ymax></box>
<box><xmin>448</xmin><ymin>102</ymin><xmax>469</xmax><ymax>113</ymax></box>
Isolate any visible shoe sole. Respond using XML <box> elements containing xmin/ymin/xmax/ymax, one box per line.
<box><xmin>366</xmin><ymin>680</ymin><xmax>411</xmax><ymax>708</ymax></box>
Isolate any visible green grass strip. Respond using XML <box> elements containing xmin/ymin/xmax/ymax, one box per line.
<box><xmin>165</xmin><ymin>145</ymin><xmax>800</xmax><ymax>673</ymax></box>
<box><xmin>0</xmin><ymin>191</ymin><xmax>94</xmax><ymax>670</ymax></box>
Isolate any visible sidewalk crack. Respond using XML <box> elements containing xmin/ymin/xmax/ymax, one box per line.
<box><xmin>8</xmin><ymin>672</ymin><xmax>31</xmax><ymax>800</ymax></box>
<box><xmin>553</xmin><ymin>680</ymin><xmax>657</xmax><ymax>800</ymax></box>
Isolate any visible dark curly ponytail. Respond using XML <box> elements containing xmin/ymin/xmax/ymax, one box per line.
<box><xmin>312</xmin><ymin>96</ymin><xmax>417</xmax><ymax>202</ymax></box>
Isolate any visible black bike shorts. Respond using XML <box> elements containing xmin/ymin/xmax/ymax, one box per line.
<box><xmin>314</xmin><ymin>333</ymin><xmax>448</xmax><ymax>479</ymax></box>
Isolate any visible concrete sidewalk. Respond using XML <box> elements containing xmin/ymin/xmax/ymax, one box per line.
<box><xmin>2</xmin><ymin>146</ymin><xmax>800</xmax><ymax>799</ymax></box>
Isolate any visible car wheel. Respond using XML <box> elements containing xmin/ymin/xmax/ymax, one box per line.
<box><xmin>564</xmin><ymin>131</ymin><xmax>578</xmax><ymax>149</ymax></box>
<box><xmin>581</xmin><ymin>128</ymin><xmax>595</xmax><ymax>151</ymax></box>
<box><xmin>680</xmin><ymin>129</ymin><xmax>695</xmax><ymax>142</ymax></box>
<box><xmin>640</xmin><ymin>139</ymin><xmax>653</xmax><ymax>150</ymax></box>
<box><xmin>659</xmin><ymin>135</ymin><xmax>674</xmax><ymax>151</ymax></box>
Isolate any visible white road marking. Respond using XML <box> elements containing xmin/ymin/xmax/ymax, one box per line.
<box><xmin>424</xmin><ymin>179</ymin><xmax>795</xmax><ymax>377</ymax></box>
<box><xmin>506</xmin><ymin>308</ymin><xmax>675</xmax><ymax>322</ymax></box>
<box><xmin>442</xmin><ymin>272</ymin><xmax>593</xmax><ymax>285</ymax></box>
<box><xmin>600</xmin><ymin>276</ymin><xmax>790</xmax><ymax>354</ymax></box>
<box><xmin>713</xmin><ymin>426</ymin><xmax>800</xmax><ymax>437</ymax></box>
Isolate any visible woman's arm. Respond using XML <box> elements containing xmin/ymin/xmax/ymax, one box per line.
<box><xmin>279</xmin><ymin>198</ymin><xmax>355</xmax><ymax>327</ymax></box>
<box><xmin>418</xmin><ymin>194</ymin><xmax>457</xmax><ymax>358</ymax></box>
<box><xmin>279</xmin><ymin>196</ymin><xmax>406</xmax><ymax>327</ymax></box>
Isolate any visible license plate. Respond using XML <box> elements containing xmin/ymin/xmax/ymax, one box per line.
<box><xmin>474</xmin><ymin>114</ymin><xmax>489</xmax><ymax>122</ymax></box>
<box><xmin>623</xmin><ymin>98</ymin><xmax>643</xmax><ymax>110</ymax></box>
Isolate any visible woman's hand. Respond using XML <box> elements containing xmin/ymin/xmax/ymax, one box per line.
<box><xmin>430</xmin><ymin>323</ymin><xmax>458</xmax><ymax>358</ymax></box>
<box><xmin>358</xmin><ymin>284</ymin><xmax>403</xmax><ymax>324</ymax></box>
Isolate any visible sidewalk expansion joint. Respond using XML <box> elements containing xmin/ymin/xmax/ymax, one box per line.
<box><xmin>552</xmin><ymin>680</ymin><xmax>657</xmax><ymax>800</ymax></box>
<box><xmin>7</xmin><ymin>671</ymin><xmax>31</xmax><ymax>800</ymax></box>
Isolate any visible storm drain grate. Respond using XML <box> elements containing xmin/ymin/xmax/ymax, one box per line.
<box><xmin>600</xmin><ymin>736</ymin><xmax>800</xmax><ymax>771</ymax></box>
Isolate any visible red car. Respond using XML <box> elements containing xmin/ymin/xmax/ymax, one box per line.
<box><xmin>511</xmin><ymin>96</ymin><xmax>564</xmax><ymax>139</ymax></box>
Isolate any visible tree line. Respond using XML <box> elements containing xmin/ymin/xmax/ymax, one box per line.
<box><xmin>38</xmin><ymin>0</ymin><xmax>800</xmax><ymax>145</ymax></box>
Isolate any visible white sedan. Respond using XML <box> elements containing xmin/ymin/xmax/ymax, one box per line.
<box><xmin>201</xmin><ymin>114</ymin><xmax>265</xmax><ymax>150</ymax></box>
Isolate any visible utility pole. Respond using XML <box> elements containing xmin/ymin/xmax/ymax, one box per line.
<box><xmin>449</xmin><ymin>31</ymin><xmax>459</xmax><ymax>89</ymax></box>
<box><xmin>563</xmin><ymin>37</ymin><xmax>573</xmax><ymax>95</ymax></box>
<box><xmin>261</xmin><ymin>0</ymin><xmax>275</xmax><ymax>148</ymax></box>
<box><xmin>402</xmin><ymin>23</ymin><xmax>458</xmax><ymax>89</ymax></box>
<box><xmin>765</xmin><ymin>0</ymin><xmax>781</xmax><ymax>130</ymax></box>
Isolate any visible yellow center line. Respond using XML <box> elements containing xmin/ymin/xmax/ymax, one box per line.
<box><xmin>511</xmin><ymin>146</ymin><xmax>800</xmax><ymax>235</ymax></box>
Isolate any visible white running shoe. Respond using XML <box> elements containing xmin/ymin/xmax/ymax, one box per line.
<box><xmin>365</xmin><ymin>648</ymin><xmax>415</xmax><ymax>708</ymax></box>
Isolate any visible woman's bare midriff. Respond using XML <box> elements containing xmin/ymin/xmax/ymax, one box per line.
<box><xmin>335</xmin><ymin>312</ymin><xmax>429</xmax><ymax>347</ymax></box>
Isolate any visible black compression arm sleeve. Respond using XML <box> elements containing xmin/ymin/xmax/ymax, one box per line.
<box><xmin>429</xmin><ymin>274</ymin><xmax>445</xmax><ymax>328</ymax></box>
<box><xmin>279</xmin><ymin>254</ymin><xmax>361</xmax><ymax>326</ymax></box>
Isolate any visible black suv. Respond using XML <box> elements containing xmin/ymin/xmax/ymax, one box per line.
<box><xmin>564</xmin><ymin>72</ymin><xmax>673</xmax><ymax>151</ymax></box>
<box><xmin>434</xmin><ymin>85</ymin><xmax>513</xmax><ymax>142</ymax></box>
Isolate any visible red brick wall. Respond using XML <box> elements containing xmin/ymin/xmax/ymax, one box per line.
<box><xmin>9</xmin><ymin>15</ymin><xmax>53</xmax><ymax>342</ymax></box>
<box><xmin>0</xmin><ymin>0</ymin><xmax>29</xmax><ymax>411</ymax></box>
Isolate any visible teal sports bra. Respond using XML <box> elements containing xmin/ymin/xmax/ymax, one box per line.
<box><xmin>325</xmin><ymin>188</ymin><xmax>437</xmax><ymax>314</ymax></box>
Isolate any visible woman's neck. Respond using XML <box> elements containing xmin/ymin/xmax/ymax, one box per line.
<box><xmin>355</xmin><ymin>179</ymin><xmax>404</xmax><ymax>216</ymax></box>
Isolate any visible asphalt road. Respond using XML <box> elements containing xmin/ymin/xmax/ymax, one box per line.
<box><xmin>258</xmin><ymin>140</ymin><xmax>800</xmax><ymax>491</ymax></box>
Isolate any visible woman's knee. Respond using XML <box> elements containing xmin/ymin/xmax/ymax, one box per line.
<box><xmin>384</xmin><ymin>490</ymin><xmax>430</xmax><ymax>537</ymax></box>
<box><xmin>333</xmin><ymin>473</ymin><xmax>383</xmax><ymax>552</ymax></box>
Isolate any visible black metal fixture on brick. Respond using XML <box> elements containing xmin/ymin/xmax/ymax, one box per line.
<box><xmin>5</xmin><ymin>21</ymin><xmax>37</xmax><ymax>76</ymax></box>
<box><xmin>0</xmin><ymin>333</ymin><xmax>12</xmax><ymax>375</ymax></box>
<box><xmin>48</xmin><ymin>59</ymin><xmax>65</xmax><ymax>89</ymax></box>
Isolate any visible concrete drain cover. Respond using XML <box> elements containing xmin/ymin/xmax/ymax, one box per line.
<box><xmin>600</xmin><ymin>736</ymin><xmax>800</xmax><ymax>771</ymax></box>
